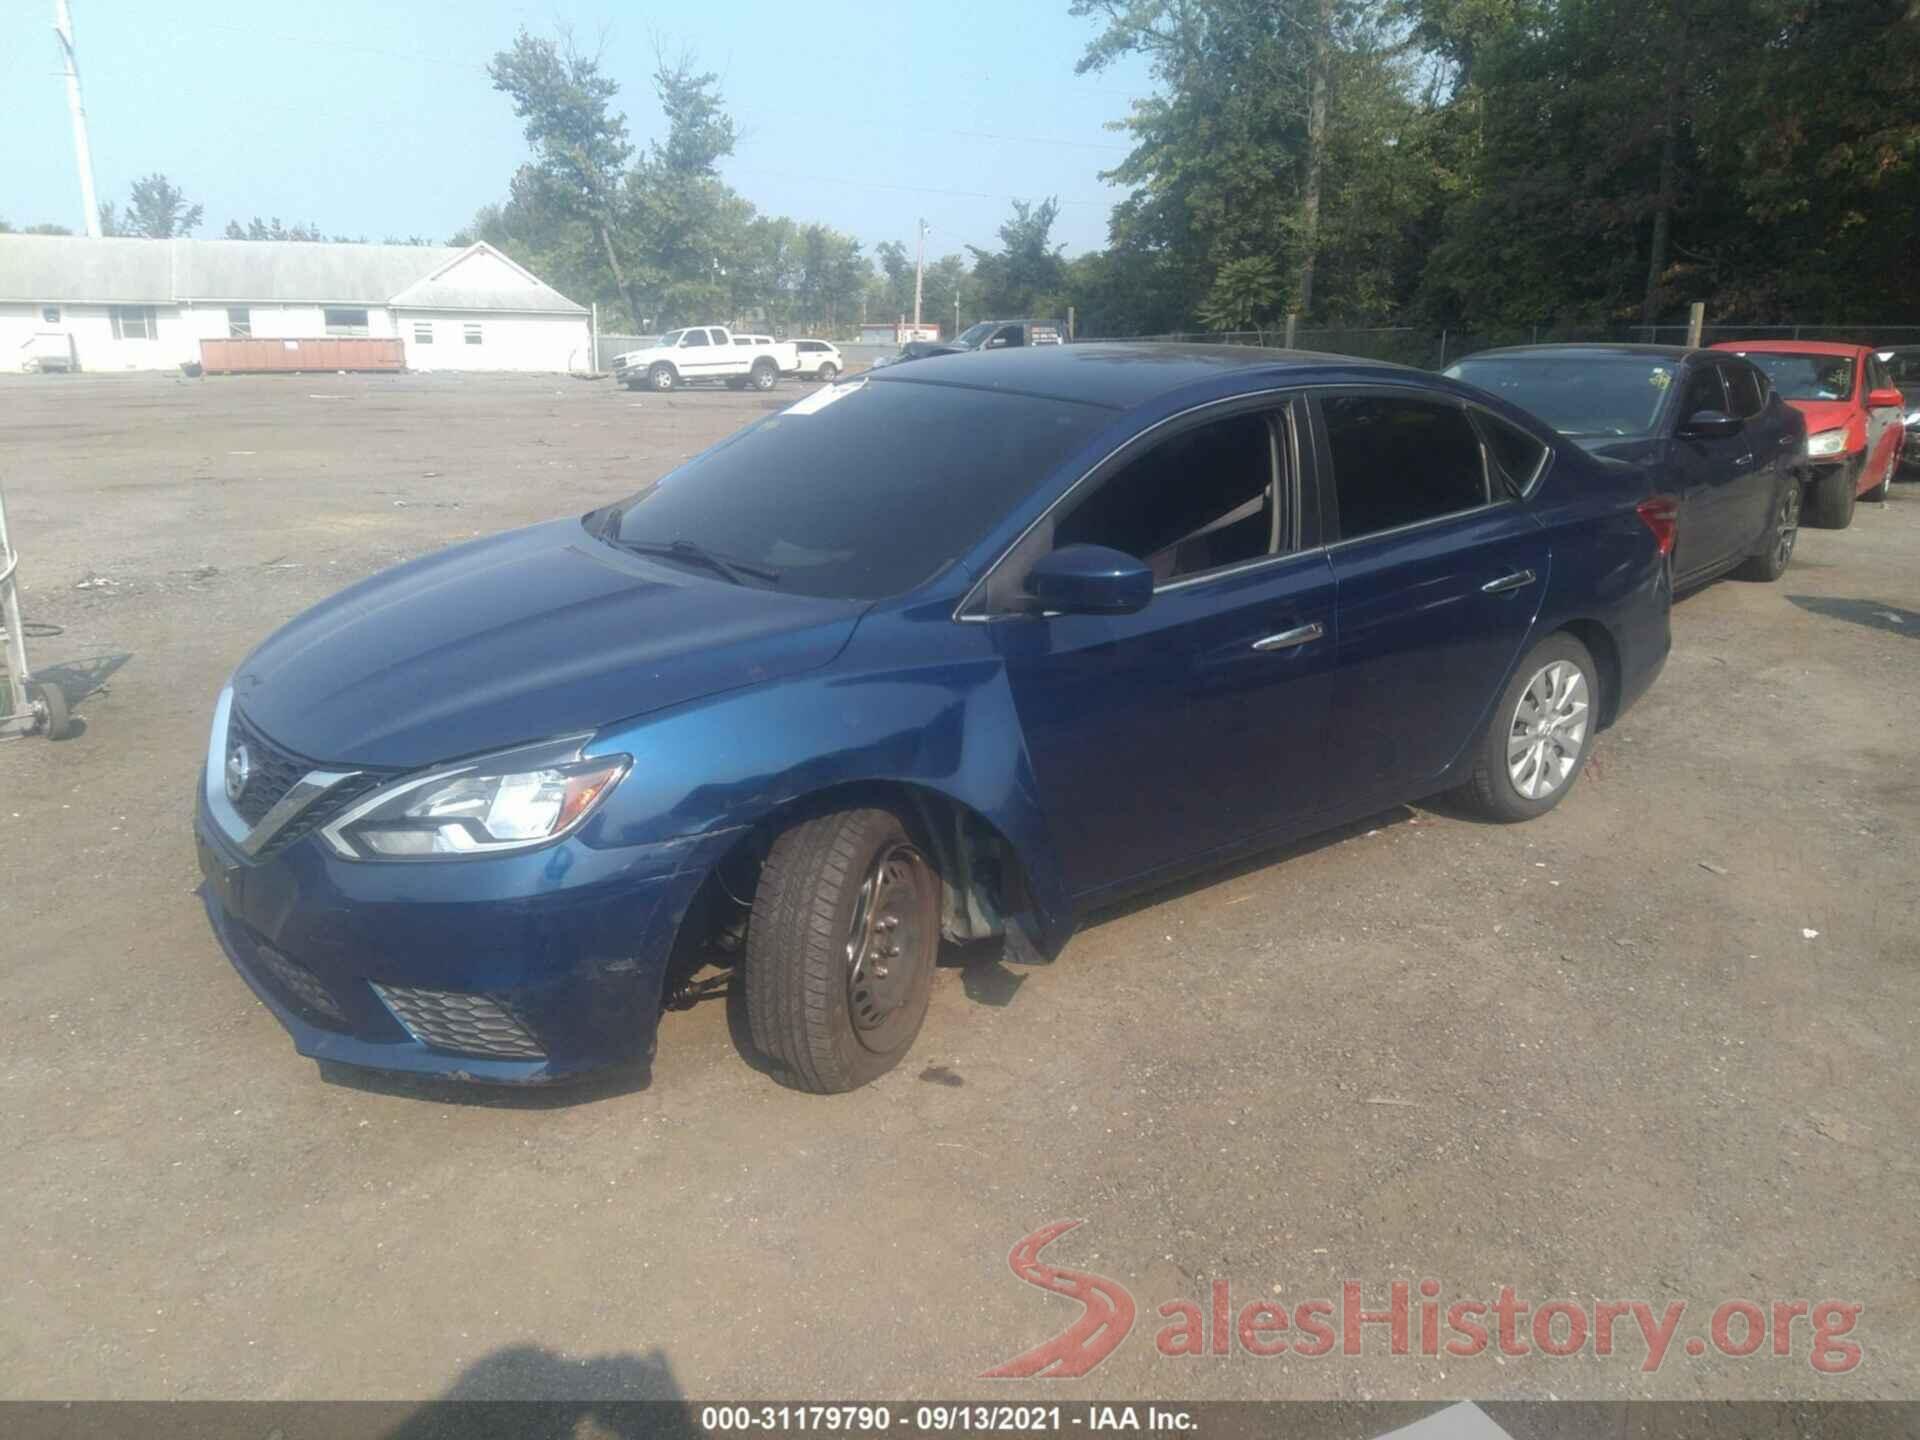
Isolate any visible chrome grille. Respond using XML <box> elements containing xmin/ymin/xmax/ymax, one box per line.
<box><xmin>224</xmin><ymin>707</ymin><xmax>391</xmax><ymax>854</ymax></box>
<box><xmin>372</xmin><ymin>984</ymin><xmax>546</xmax><ymax>1060</ymax></box>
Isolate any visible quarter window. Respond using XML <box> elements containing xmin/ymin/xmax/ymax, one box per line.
<box><xmin>1323</xmin><ymin>395</ymin><xmax>1489</xmax><ymax>541</ymax></box>
<box><xmin>323</xmin><ymin>307</ymin><xmax>370</xmax><ymax>336</ymax></box>
<box><xmin>1475</xmin><ymin>411</ymin><xmax>1550</xmax><ymax>496</ymax></box>
<box><xmin>1053</xmin><ymin>411</ymin><xmax>1284</xmax><ymax>584</ymax></box>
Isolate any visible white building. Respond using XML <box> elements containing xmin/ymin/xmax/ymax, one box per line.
<box><xmin>0</xmin><ymin>236</ymin><xmax>591</xmax><ymax>374</ymax></box>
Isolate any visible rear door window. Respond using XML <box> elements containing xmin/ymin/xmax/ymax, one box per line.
<box><xmin>1321</xmin><ymin>394</ymin><xmax>1490</xmax><ymax>541</ymax></box>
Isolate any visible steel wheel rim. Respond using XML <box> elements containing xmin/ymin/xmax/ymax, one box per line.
<box><xmin>652</xmin><ymin>368</ymin><xmax>672</xmax><ymax>391</ymax></box>
<box><xmin>1507</xmin><ymin>660</ymin><xmax>1590</xmax><ymax>800</ymax></box>
<box><xmin>845</xmin><ymin>842</ymin><xmax>932</xmax><ymax>1042</ymax></box>
<box><xmin>1775</xmin><ymin>484</ymin><xmax>1800</xmax><ymax>567</ymax></box>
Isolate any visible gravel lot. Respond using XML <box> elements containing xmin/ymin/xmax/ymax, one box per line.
<box><xmin>2</xmin><ymin>371</ymin><xmax>1916</xmax><ymax>1403</ymax></box>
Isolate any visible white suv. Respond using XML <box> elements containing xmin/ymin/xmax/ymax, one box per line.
<box><xmin>792</xmin><ymin>339</ymin><xmax>844</xmax><ymax>382</ymax></box>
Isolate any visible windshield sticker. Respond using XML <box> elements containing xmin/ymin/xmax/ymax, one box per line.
<box><xmin>1650</xmin><ymin>368</ymin><xmax>1672</xmax><ymax>390</ymax></box>
<box><xmin>781</xmin><ymin>378</ymin><xmax>867</xmax><ymax>417</ymax></box>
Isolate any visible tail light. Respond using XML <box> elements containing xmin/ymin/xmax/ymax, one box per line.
<box><xmin>1636</xmin><ymin>495</ymin><xmax>1679</xmax><ymax>557</ymax></box>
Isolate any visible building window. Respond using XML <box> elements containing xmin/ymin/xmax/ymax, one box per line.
<box><xmin>413</xmin><ymin>321</ymin><xmax>433</xmax><ymax>345</ymax></box>
<box><xmin>110</xmin><ymin>305</ymin><xmax>157</xmax><ymax>341</ymax></box>
<box><xmin>323</xmin><ymin>307</ymin><xmax>370</xmax><ymax>336</ymax></box>
<box><xmin>227</xmin><ymin>306</ymin><xmax>251</xmax><ymax>338</ymax></box>
<box><xmin>464</xmin><ymin>323</ymin><xmax>483</xmax><ymax>346</ymax></box>
<box><xmin>41</xmin><ymin>305</ymin><xmax>61</xmax><ymax>325</ymax></box>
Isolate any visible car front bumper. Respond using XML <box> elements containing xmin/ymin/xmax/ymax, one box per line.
<box><xmin>195</xmin><ymin>785</ymin><xmax>735</xmax><ymax>1083</ymax></box>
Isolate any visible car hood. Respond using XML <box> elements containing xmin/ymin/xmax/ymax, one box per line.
<box><xmin>1784</xmin><ymin>398</ymin><xmax>1857</xmax><ymax>435</ymax></box>
<box><xmin>232</xmin><ymin>519</ymin><xmax>868</xmax><ymax>769</ymax></box>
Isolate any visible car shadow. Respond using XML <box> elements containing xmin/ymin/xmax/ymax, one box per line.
<box><xmin>317</xmin><ymin>1055</ymin><xmax>655</xmax><ymax>1109</ymax></box>
<box><xmin>379</xmin><ymin>1342</ymin><xmax>698</xmax><ymax>1437</ymax></box>
<box><xmin>1787</xmin><ymin>594</ymin><xmax>1920</xmax><ymax>639</ymax></box>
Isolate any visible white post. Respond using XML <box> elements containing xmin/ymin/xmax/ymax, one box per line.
<box><xmin>53</xmin><ymin>0</ymin><xmax>103</xmax><ymax>238</ymax></box>
<box><xmin>912</xmin><ymin>218</ymin><xmax>926</xmax><ymax>330</ymax></box>
<box><xmin>590</xmin><ymin>301</ymin><xmax>599</xmax><ymax>374</ymax></box>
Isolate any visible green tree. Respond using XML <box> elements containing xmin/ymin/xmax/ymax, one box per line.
<box><xmin>118</xmin><ymin>173</ymin><xmax>203</xmax><ymax>237</ymax></box>
<box><xmin>489</xmin><ymin>28</ymin><xmax>641</xmax><ymax>326</ymax></box>
<box><xmin>1196</xmin><ymin>255</ymin><xmax>1282</xmax><ymax>331</ymax></box>
<box><xmin>224</xmin><ymin>217</ymin><xmax>326</xmax><ymax>242</ymax></box>
<box><xmin>969</xmin><ymin>198</ymin><xmax>1068</xmax><ymax>317</ymax></box>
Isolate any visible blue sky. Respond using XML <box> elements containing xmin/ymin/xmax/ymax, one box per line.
<box><xmin>4</xmin><ymin>0</ymin><xmax>1159</xmax><ymax>262</ymax></box>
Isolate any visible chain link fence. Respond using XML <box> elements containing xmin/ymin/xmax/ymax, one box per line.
<box><xmin>1090</xmin><ymin>323</ymin><xmax>1920</xmax><ymax>371</ymax></box>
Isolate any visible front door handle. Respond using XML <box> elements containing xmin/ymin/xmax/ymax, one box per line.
<box><xmin>1251</xmin><ymin>621</ymin><xmax>1324</xmax><ymax>652</ymax></box>
<box><xmin>1734</xmin><ymin>454</ymin><xmax>1754</xmax><ymax>467</ymax></box>
<box><xmin>1481</xmin><ymin>569</ymin><xmax>1537</xmax><ymax>595</ymax></box>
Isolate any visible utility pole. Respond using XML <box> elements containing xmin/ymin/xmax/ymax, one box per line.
<box><xmin>53</xmin><ymin>0</ymin><xmax>103</xmax><ymax>238</ymax></box>
<box><xmin>912</xmin><ymin>218</ymin><xmax>927</xmax><ymax>330</ymax></box>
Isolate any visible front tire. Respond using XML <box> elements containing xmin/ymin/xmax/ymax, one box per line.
<box><xmin>1458</xmin><ymin>633</ymin><xmax>1599</xmax><ymax>824</ymax></box>
<box><xmin>817</xmin><ymin>362</ymin><xmax>840</xmax><ymax>383</ymax></box>
<box><xmin>648</xmin><ymin>363</ymin><xmax>677</xmax><ymax>393</ymax></box>
<box><xmin>1862</xmin><ymin>452</ymin><xmax>1893</xmax><ymax>503</ymax></box>
<box><xmin>1808</xmin><ymin>458</ymin><xmax>1858</xmax><ymax>529</ymax></box>
<box><xmin>744</xmin><ymin>808</ymin><xmax>939</xmax><ymax>1093</ymax></box>
<box><xmin>1736</xmin><ymin>477</ymin><xmax>1800</xmax><ymax>581</ymax></box>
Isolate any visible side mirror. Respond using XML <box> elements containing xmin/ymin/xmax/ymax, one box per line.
<box><xmin>1023</xmin><ymin>544</ymin><xmax>1154</xmax><ymax>616</ymax></box>
<box><xmin>1680</xmin><ymin>409</ymin><xmax>1742</xmax><ymax>439</ymax></box>
<box><xmin>1867</xmin><ymin>387</ymin><xmax>1904</xmax><ymax>410</ymax></box>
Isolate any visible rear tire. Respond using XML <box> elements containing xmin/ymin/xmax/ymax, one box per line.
<box><xmin>648</xmin><ymin>363</ymin><xmax>677</xmax><ymax>393</ymax></box>
<box><xmin>1736</xmin><ymin>478</ymin><xmax>1800</xmax><ymax>581</ymax></box>
<box><xmin>1458</xmin><ymin>633</ymin><xmax>1599</xmax><ymax>824</ymax></box>
<box><xmin>1808</xmin><ymin>458</ymin><xmax>1857</xmax><ymax>528</ymax></box>
<box><xmin>750</xmin><ymin>359</ymin><xmax>779</xmax><ymax>391</ymax></box>
<box><xmin>744</xmin><ymin>808</ymin><xmax>938</xmax><ymax>1093</ymax></box>
<box><xmin>817</xmin><ymin>362</ymin><xmax>839</xmax><ymax>383</ymax></box>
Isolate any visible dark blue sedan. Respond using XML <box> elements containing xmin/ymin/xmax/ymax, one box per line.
<box><xmin>195</xmin><ymin>345</ymin><xmax>1673</xmax><ymax>1092</ymax></box>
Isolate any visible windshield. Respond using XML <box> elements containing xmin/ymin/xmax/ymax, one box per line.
<box><xmin>658</xmin><ymin>329</ymin><xmax>686</xmax><ymax>348</ymax></box>
<box><xmin>952</xmin><ymin>322</ymin><xmax>996</xmax><ymax>350</ymax></box>
<box><xmin>1445</xmin><ymin>356</ymin><xmax>1677</xmax><ymax>438</ymax></box>
<box><xmin>600</xmin><ymin>379</ymin><xmax>1106</xmax><ymax>599</ymax></box>
<box><xmin>1736</xmin><ymin>352</ymin><xmax>1856</xmax><ymax>401</ymax></box>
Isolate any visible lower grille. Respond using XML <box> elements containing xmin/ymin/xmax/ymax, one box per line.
<box><xmin>251</xmin><ymin>943</ymin><xmax>349</xmax><ymax>1027</ymax></box>
<box><xmin>372</xmin><ymin>983</ymin><xmax>546</xmax><ymax>1060</ymax></box>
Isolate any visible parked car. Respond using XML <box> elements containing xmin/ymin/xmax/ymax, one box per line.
<box><xmin>612</xmin><ymin>326</ymin><xmax>796</xmax><ymax>392</ymax></box>
<box><xmin>791</xmin><ymin>338</ymin><xmax>843</xmax><ymax>382</ymax></box>
<box><xmin>1446</xmin><ymin>344</ymin><xmax>1805</xmax><ymax>588</ymax></box>
<box><xmin>1711</xmin><ymin>340</ymin><xmax>1904</xmax><ymax>524</ymax></box>
<box><xmin>870</xmin><ymin>318</ymin><xmax>1064</xmax><ymax>369</ymax></box>
<box><xmin>606</xmin><ymin>336</ymin><xmax>658</xmax><ymax>383</ymax></box>
<box><xmin>1876</xmin><ymin>346</ymin><xmax>1920</xmax><ymax>473</ymax></box>
<box><xmin>195</xmin><ymin>345</ymin><xmax>1672</xmax><ymax>1093</ymax></box>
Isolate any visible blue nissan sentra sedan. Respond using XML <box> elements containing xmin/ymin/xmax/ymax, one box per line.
<box><xmin>196</xmin><ymin>345</ymin><xmax>1672</xmax><ymax>1092</ymax></box>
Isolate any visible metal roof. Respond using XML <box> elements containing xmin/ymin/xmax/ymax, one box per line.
<box><xmin>0</xmin><ymin>236</ymin><xmax>586</xmax><ymax>314</ymax></box>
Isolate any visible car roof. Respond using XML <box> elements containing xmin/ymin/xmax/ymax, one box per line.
<box><xmin>1711</xmin><ymin>339</ymin><xmax>1865</xmax><ymax>357</ymax></box>
<box><xmin>861</xmin><ymin>341</ymin><xmax>1406</xmax><ymax>410</ymax></box>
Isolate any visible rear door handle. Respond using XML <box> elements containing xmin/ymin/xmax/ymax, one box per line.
<box><xmin>1735</xmin><ymin>454</ymin><xmax>1754</xmax><ymax>467</ymax></box>
<box><xmin>1481</xmin><ymin>569</ymin><xmax>1537</xmax><ymax>595</ymax></box>
<box><xmin>1251</xmin><ymin>621</ymin><xmax>1324</xmax><ymax>652</ymax></box>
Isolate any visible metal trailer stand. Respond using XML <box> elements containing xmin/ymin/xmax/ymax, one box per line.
<box><xmin>0</xmin><ymin>483</ymin><xmax>74</xmax><ymax>741</ymax></box>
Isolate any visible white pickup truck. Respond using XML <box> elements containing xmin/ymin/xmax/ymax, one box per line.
<box><xmin>613</xmin><ymin>326</ymin><xmax>798</xmax><ymax>392</ymax></box>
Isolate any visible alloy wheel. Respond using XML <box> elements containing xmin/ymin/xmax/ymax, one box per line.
<box><xmin>1507</xmin><ymin>660</ymin><xmax>1590</xmax><ymax>800</ymax></box>
<box><xmin>845</xmin><ymin>842</ymin><xmax>932</xmax><ymax>1045</ymax></box>
<box><xmin>1774</xmin><ymin>482</ymin><xmax>1801</xmax><ymax>569</ymax></box>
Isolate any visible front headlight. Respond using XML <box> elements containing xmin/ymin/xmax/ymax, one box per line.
<box><xmin>322</xmin><ymin>735</ymin><xmax>629</xmax><ymax>860</ymax></box>
<box><xmin>1807</xmin><ymin>429</ymin><xmax>1847</xmax><ymax>457</ymax></box>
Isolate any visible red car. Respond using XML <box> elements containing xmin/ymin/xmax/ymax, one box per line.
<box><xmin>1711</xmin><ymin>340</ymin><xmax>1906</xmax><ymax>528</ymax></box>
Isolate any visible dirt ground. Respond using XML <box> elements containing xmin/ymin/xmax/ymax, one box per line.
<box><xmin>1</xmin><ymin>371</ymin><xmax>1916</xmax><ymax>1403</ymax></box>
